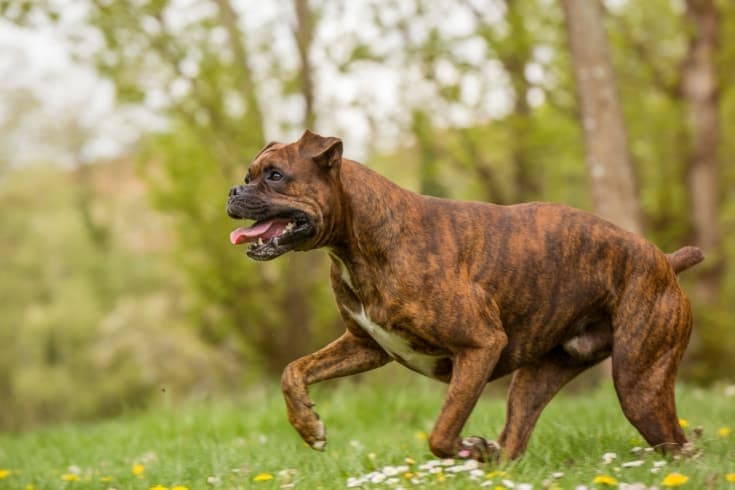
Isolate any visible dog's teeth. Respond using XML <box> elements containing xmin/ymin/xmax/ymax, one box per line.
<box><xmin>258</xmin><ymin>238</ymin><xmax>264</xmax><ymax>246</ymax></box>
<box><xmin>285</xmin><ymin>221</ymin><xmax>295</xmax><ymax>231</ymax></box>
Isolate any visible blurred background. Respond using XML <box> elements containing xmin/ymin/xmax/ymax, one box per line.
<box><xmin>0</xmin><ymin>0</ymin><xmax>733</xmax><ymax>431</ymax></box>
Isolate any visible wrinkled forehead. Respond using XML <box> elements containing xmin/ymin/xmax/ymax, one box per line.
<box><xmin>249</xmin><ymin>141</ymin><xmax>294</xmax><ymax>174</ymax></box>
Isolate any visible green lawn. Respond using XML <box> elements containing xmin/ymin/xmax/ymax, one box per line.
<box><xmin>0</xmin><ymin>371</ymin><xmax>734</xmax><ymax>489</ymax></box>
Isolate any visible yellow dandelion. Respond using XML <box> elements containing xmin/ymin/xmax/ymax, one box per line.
<box><xmin>253</xmin><ymin>473</ymin><xmax>274</xmax><ymax>482</ymax></box>
<box><xmin>149</xmin><ymin>485</ymin><xmax>168</xmax><ymax>490</ymax></box>
<box><xmin>415</xmin><ymin>431</ymin><xmax>428</xmax><ymax>441</ymax></box>
<box><xmin>0</xmin><ymin>469</ymin><xmax>9</xmax><ymax>479</ymax></box>
<box><xmin>61</xmin><ymin>473</ymin><xmax>80</xmax><ymax>482</ymax></box>
<box><xmin>725</xmin><ymin>473</ymin><xmax>735</xmax><ymax>483</ymax></box>
<box><xmin>718</xmin><ymin>427</ymin><xmax>732</xmax><ymax>438</ymax></box>
<box><xmin>678</xmin><ymin>418</ymin><xmax>689</xmax><ymax>429</ymax></box>
<box><xmin>486</xmin><ymin>470</ymin><xmax>509</xmax><ymax>479</ymax></box>
<box><xmin>172</xmin><ymin>486</ymin><xmax>189</xmax><ymax>490</ymax></box>
<box><xmin>99</xmin><ymin>476</ymin><xmax>114</xmax><ymax>483</ymax></box>
<box><xmin>25</xmin><ymin>484</ymin><xmax>35</xmax><ymax>490</ymax></box>
<box><xmin>662</xmin><ymin>472</ymin><xmax>689</xmax><ymax>487</ymax></box>
<box><xmin>592</xmin><ymin>474</ymin><xmax>618</xmax><ymax>486</ymax></box>
<box><xmin>132</xmin><ymin>463</ymin><xmax>145</xmax><ymax>476</ymax></box>
<box><xmin>494</xmin><ymin>486</ymin><xmax>508</xmax><ymax>490</ymax></box>
<box><xmin>404</xmin><ymin>457</ymin><xmax>416</xmax><ymax>465</ymax></box>
<box><xmin>436</xmin><ymin>471</ymin><xmax>445</xmax><ymax>482</ymax></box>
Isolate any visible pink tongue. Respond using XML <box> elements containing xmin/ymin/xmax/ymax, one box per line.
<box><xmin>230</xmin><ymin>220</ymin><xmax>289</xmax><ymax>245</ymax></box>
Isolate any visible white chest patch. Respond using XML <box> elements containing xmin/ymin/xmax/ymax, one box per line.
<box><xmin>346</xmin><ymin>305</ymin><xmax>440</xmax><ymax>377</ymax></box>
<box><xmin>329</xmin><ymin>252</ymin><xmax>357</xmax><ymax>293</ymax></box>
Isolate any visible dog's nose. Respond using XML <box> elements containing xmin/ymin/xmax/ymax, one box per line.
<box><xmin>229</xmin><ymin>185</ymin><xmax>241</xmax><ymax>197</ymax></box>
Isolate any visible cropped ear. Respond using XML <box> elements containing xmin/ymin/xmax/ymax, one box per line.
<box><xmin>298</xmin><ymin>129</ymin><xmax>343</xmax><ymax>170</ymax></box>
<box><xmin>252</xmin><ymin>141</ymin><xmax>280</xmax><ymax>161</ymax></box>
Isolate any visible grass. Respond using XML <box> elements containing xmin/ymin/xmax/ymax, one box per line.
<box><xmin>0</xmin><ymin>369</ymin><xmax>733</xmax><ymax>489</ymax></box>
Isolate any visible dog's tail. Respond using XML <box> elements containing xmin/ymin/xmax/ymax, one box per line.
<box><xmin>666</xmin><ymin>246</ymin><xmax>704</xmax><ymax>274</ymax></box>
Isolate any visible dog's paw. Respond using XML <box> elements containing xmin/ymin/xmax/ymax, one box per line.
<box><xmin>309</xmin><ymin>418</ymin><xmax>327</xmax><ymax>451</ymax></box>
<box><xmin>292</xmin><ymin>407</ymin><xmax>327</xmax><ymax>451</ymax></box>
<box><xmin>457</xmin><ymin>436</ymin><xmax>500</xmax><ymax>462</ymax></box>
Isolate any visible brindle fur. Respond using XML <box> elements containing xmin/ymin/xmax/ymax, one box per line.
<box><xmin>226</xmin><ymin>130</ymin><xmax>703</xmax><ymax>461</ymax></box>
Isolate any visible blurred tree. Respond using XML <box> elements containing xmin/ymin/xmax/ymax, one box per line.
<box><xmin>604</xmin><ymin>0</ymin><xmax>735</xmax><ymax>381</ymax></box>
<box><xmin>0</xmin><ymin>163</ymin><xmax>238</xmax><ymax>429</ymax></box>
<box><xmin>88</xmin><ymin>0</ymin><xmax>342</xmax><ymax>374</ymax></box>
<box><xmin>469</xmin><ymin>0</ymin><xmax>540</xmax><ymax>200</ymax></box>
<box><xmin>681</xmin><ymin>0</ymin><xmax>721</xmax><ymax>301</ymax></box>
<box><xmin>294</xmin><ymin>0</ymin><xmax>316</xmax><ymax>129</ymax></box>
<box><xmin>560</xmin><ymin>0</ymin><xmax>642</xmax><ymax>234</ymax></box>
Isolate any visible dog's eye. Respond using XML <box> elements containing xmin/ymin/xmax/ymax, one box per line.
<box><xmin>267</xmin><ymin>169</ymin><xmax>284</xmax><ymax>182</ymax></box>
<box><xmin>244</xmin><ymin>172</ymin><xmax>252</xmax><ymax>184</ymax></box>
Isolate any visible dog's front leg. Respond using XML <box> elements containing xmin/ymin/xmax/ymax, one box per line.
<box><xmin>281</xmin><ymin>331</ymin><xmax>391</xmax><ymax>450</ymax></box>
<box><xmin>429</xmin><ymin>332</ymin><xmax>507</xmax><ymax>461</ymax></box>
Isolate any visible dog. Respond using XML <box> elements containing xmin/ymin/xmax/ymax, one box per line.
<box><xmin>226</xmin><ymin>130</ymin><xmax>703</xmax><ymax>461</ymax></box>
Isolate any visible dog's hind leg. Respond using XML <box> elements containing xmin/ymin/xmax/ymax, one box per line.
<box><xmin>611</xmin><ymin>286</ymin><xmax>692</xmax><ymax>452</ymax></box>
<box><xmin>498</xmin><ymin>351</ymin><xmax>599</xmax><ymax>459</ymax></box>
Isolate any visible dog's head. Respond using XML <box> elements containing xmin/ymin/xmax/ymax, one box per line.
<box><xmin>226</xmin><ymin>130</ymin><xmax>344</xmax><ymax>260</ymax></box>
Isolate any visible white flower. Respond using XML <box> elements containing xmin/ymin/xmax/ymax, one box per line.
<box><xmin>369</xmin><ymin>472</ymin><xmax>386</xmax><ymax>483</ymax></box>
<box><xmin>602</xmin><ymin>452</ymin><xmax>618</xmax><ymax>464</ymax></box>
<box><xmin>621</xmin><ymin>460</ymin><xmax>645</xmax><ymax>468</ymax></box>
<box><xmin>502</xmin><ymin>479</ymin><xmax>516</xmax><ymax>488</ymax></box>
<box><xmin>419</xmin><ymin>460</ymin><xmax>441</xmax><ymax>470</ymax></box>
<box><xmin>517</xmin><ymin>484</ymin><xmax>533</xmax><ymax>490</ymax></box>
<box><xmin>440</xmin><ymin>458</ymin><xmax>455</xmax><ymax>466</ymax></box>
<box><xmin>619</xmin><ymin>484</ymin><xmax>649</xmax><ymax>490</ymax></box>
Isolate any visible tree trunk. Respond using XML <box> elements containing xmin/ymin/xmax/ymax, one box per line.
<box><xmin>294</xmin><ymin>0</ymin><xmax>316</xmax><ymax>129</ymax></box>
<box><xmin>560</xmin><ymin>0</ymin><xmax>642</xmax><ymax>234</ymax></box>
<box><xmin>501</xmin><ymin>0</ymin><xmax>539</xmax><ymax>201</ymax></box>
<box><xmin>213</xmin><ymin>0</ymin><xmax>266</xmax><ymax>145</ymax></box>
<box><xmin>682</xmin><ymin>0</ymin><xmax>721</xmax><ymax>301</ymax></box>
<box><xmin>470</xmin><ymin>0</ymin><xmax>539</xmax><ymax>201</ymax></box>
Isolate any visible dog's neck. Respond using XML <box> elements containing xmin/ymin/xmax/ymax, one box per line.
<box><xmin>327</xmin><ymin>159</ymin><xmax>417</xmax><ymax>268</ymax></box>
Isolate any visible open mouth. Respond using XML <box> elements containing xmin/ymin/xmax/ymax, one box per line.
<box><xmin>229</xmin><ymin>212</ymin><xmax>314</xmax><ymax>260</ymax></box>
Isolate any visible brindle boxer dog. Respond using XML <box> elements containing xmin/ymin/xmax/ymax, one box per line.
<box><xmin>226</xmin><ymin>130</ymin><xmax>703</xmax><ymax>461</ymax></box>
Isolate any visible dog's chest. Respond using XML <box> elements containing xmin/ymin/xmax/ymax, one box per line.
<box><xmin>347</xmin><ymin>305</ymin><xmax>441</xmax><ymax>377</ymax></box>
<box><xmin>330</xmin><ymin>253</ymin><xmax>444</xmax><ymax>377</ymax></box>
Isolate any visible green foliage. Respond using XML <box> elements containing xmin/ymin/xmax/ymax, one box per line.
<box><xmin>0</xmin><ymin>165</ymin><xmax>236</xmax><ymax>429</ymax></box>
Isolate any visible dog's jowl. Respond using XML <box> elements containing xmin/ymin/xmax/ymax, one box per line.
<box><xmin>226</xmin><ymin>130</ymin><xmax>703</xmax><ymax>461</ymax></box>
